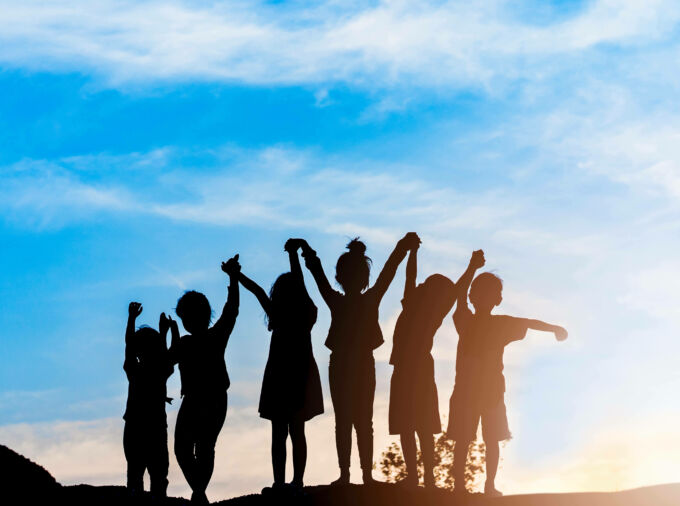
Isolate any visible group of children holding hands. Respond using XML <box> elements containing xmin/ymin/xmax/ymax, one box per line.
<box><xmin>123</xmin><ymin>233</ymin><xmax>567</xmax><ymax>503</ymax></box>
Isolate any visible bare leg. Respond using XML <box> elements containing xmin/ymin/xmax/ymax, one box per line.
<box><xmin>271</xmin><ymin>421</ymin><xmax>288</xmax><ymax>486</ymax></box>
<box><xmin>452</xmin><ymin>439</ymin><xmax>470</xmax><ymax>493</ymax></box>
<box><xmin>417</xmin><ymin>430</ymin><xmax>435</xmax><ymax>488</ymax></box>
<box><xmin>399</xmin><ymin>432</ymin><xmax>418</xmax><ymax>486</ymax></box>
<box><xmin>484</xmin><ymin>441</ymin><xmax>502</xmax><ymax>496</ymax></box>
<box><xmin>289</xmin><ymin>419</ymin><xmax>307</xmax><ymax>487</ymax></box>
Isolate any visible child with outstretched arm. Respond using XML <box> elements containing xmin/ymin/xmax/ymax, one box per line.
<box><xmin>230</xmin><ymin>239</ymin><xmax>324</xmax><ymax>493</ymax></box>
<box><xmin>448</xmin><ymin>250</ymin><xmax>567</xmax><ymax>496</ymax></box>
<box><xmin>123</xmin><ymin>302</ymin><xmax>175</xmax><ymax>499</ymax></box>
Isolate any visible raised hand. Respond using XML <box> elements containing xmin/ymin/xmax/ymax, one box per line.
<box><xmin>221</xmin><ymin>254</ymin><xmax>241</xmax><ymax>276</ymax></box>
<box><xmin>284</xmin><ymin>238</ymin><xmax>306</xmax><ymax>252</ymax></box>
<box><xmin>470</xmin><ymin>249</ymin><xmax>485</xmax><ymax>270</ymax></box>
<box><xmin>399</xmin><ymin>232</ymin><xmax>421</xmax><ymax>251</ymax></box>
<box><xmin>159</xmin><ymin>312</ymin><xmax>171</xmax><ymax>335</ymax></box>
<box><xmin>554</xmin><ymin>326</ymin><xmax>568</xmax><ymax>341</ymax></box>
<box><xmin>128</xmin><ymin>302</ymin><xmax>143</xmax><ymax>318</ymax></box>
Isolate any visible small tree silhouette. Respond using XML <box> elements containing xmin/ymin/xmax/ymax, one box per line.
<box><xmin>379</xmin><ymin>432</ymin><xmax>487</xmax><ymax>491</ymax></box>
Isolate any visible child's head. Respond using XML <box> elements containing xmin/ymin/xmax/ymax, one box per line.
<box><xmin>335</xmin><ymin>238</ymin><xmax>372</xmax><ymax>294</ymax></box>
<box><xmin>268</xmin><ymin>272</ymin><xmax>316</xmax><ymax>330</ymax></box>
<box><xmin>176</xmin><ymin>290</ymin><xmax>212</xmax><ymax>334</ymax></box>
<box><xmin>133</xmin><ymin>326</ymin><xmax>166</xmax><ymax>361</ymax></box>
<box><xmin>416</xmin><ymin>274</ymin><xmax>457</xmax><ymax>320</ymax></box>
<box><xmin>469</xmin><ymin>272</ymin><xmax>503</xmax><ymax>313</ymax></box>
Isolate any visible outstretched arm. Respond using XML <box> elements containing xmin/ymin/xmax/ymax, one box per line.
<box><xmin>372</xmin><ymin>232</ymin><xmax>420</xmax><ymax>301</ymax></box>
<box><xmin>454</xmin><ymin>250</ymin><xmax>485</xmax><ymax>310</ymax></box>
<box><xmin>403</xmin><ymin>242</ymin><xmax>418</xmax><ymax>299</ymax></box>
<box><xmin>300</xmin><ymin>241</ymin><xmax>340</xmax><ymax>308</ymax></box>
<box><xmin>236</xmin><ymin>271</ymin><xmax>272</xmax><ymax>317</ymax></box>
<box><xmin>522</xmin><ymin>318</ymin><xmax>568</xmax><ymax>341</ymax></box>
<box><xmin>125</xmin><ymin>302</ymin><xmax>142</xmax><ymax>372</ymax></box>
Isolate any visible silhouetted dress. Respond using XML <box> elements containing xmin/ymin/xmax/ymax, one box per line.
<box><xmin>259</xmin><ymin>306</ymin><xmax>324</xmax><ymax>421</ymax></box>
<box><xmin>388</xmin><ymin>293</ymin><xmax>442</xmax><ymax>435</ymax></box>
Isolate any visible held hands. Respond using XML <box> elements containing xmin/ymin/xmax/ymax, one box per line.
<box><xmin>554</xmin><ymin>326</ymin><xmax>568</xmax><ymax>342</ymax></box>
<box><xmin>284</xmin><ymin>238</ymin><xmax>308</xmax><ymax>252</ymax></box>
<box><xmin>128</xmin><ymin>302</ymin><xmax>142</xmax><ymax>318</ymax></box>
<box><xmin>221</xmin><ymin>254</ymin><xmax>241</xmax><ymax>276</ymax></box>
<box><xmin>399</xmin><ymin>232</ymin><xmax>421</xmax><ymax>251</ymax></box>
<box><xmin>470</xmin><ymin>249</ymin><xmax>485</xmax><ymax>270</ymax></box>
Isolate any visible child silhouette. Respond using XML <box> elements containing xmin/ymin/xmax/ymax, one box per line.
<box><xmin>448</xmin><ymin>250</ymin><xmax>568</xmax><ymax>496</ymax></box>
<box><xmin>232</xmin><ymin>239</ymin><xmax>323</xmax><ymax>493</ymax></box>
<box><xmin>388</xmin><ymin>239</ymin><xmax>457</xmax><ymax>488</ymax></box>
<box><xmin>302</xmin><ymin>233</ymin><xmax>420</xmax><ymax>485</ymax></box>
<box><xmin>123</xmin><ymin>302</ymin><xmax>175</xmax><ymax>499</ymax></box>
<box><xmin>170</xmin><ymin>255</ymin><xmax>240</xmax><ymax>505</ymax></box>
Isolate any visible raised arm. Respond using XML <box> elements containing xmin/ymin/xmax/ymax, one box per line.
<box><xmin>454</xmin><ymin>250</ymin><xmax>485</xmax><ymax>310</ymax></box>
<box><xmin>213</xmin><ymin>255</ymin><xmax>241</xmax><ymax>342</ymax></box>
<box><xmin>300</xmin><ymin>241</ymin><xmax>340</xmax><ymax>308</ymax></box>
<box><xmin>285</xmin><ymin>238</ymin><xmax>312</xmax><ymax>298</ymax></box>
<box><xmin>236</xmin><ymin>271</ymin><xmax>272</xmax><ymax>317</ymax></box>
<box><xmin>403</xmin><ymin>242</ymin><xmax>419</xmax><ymax>299</ymax></box>
<box><xmin>124</xmin><ymin>302</ymin><xmax>142</xmax><ymax>372</ymax></box>
<box><xmin>372</xmin><ymin>232</ymin><xmax>420</xmax><ymax>301</ymax></box>
<box><xmin>167</xmin><ymin>315</ymin><xmax>181</xmax><ymax>364</ymax></box>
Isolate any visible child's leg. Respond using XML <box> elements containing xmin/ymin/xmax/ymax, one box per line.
<box><xmin>484</xmin><ymin>440</ymin><xmax>500</xmax><ymax>493</ymax></box>
<box><xmin>356</xmin><ymin>360</ymin><xmax>376</xmax><ymax>484</ymax></box>
<box><xmin>399</xmin><ymin>431</ymin><xmax>418</xmax><ymax>484</ymax></box>
<box><xmin>123</xmin><ymin>421</ymin><xmax>144</xmax><ymax>493</ymax></box>
<box><xmin>271</xmin><ymin>420</ymin><xmax>288</xmax><ymax>486</ymax></box>
<box><xmin>288</xmin><ymin>419</ymin><xmax>307</xmax><ymax>487</ymax></box>
<box><xmin>329</xmin><ymin>359</ymin><xmax>351</xmax><ymax>483</ymax></box>
<box><xmin>194</xmin><ymin>393</ymin><xmax>228</xmax><ymax>497</ymax></box>
<box><xmin>452</xmin><ymin>439</ymin><xmax>470</xmax><ymax>490</ymax></box>
<box><xmin>416</xmin><ymin>430</ymin><xmax>435</xmax><ymax>487</ymax></box>
<box><xmin>174</xmin><ymin>400</ymin><xmax>198</xmax><ymax>492</ymax></box>
<box><xmin>147</xmin><ymin>423</ymin><xmax>169</xmax><ymax>498</ymax></box>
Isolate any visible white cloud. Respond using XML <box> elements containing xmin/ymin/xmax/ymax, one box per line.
<box><xmin>0</xmin><ymin>0</ymin><xmax>678</xmax><ymax>89</ymax></box>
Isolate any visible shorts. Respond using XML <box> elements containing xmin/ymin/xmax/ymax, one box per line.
<box><xmin>447</xmin><ymin>387</ymin><xmax>511</xmax><ymax>443</ymax></box>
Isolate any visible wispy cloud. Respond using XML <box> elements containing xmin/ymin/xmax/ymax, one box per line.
<box><xmin>0</xmin><ymin>1</ymin><xmax>678</xmax><ymax>90</ymax></box>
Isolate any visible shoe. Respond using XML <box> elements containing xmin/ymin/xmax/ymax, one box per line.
<box><xmin>484</xmin><ymin>487</ymin><xmax>503</xmax><ymax>497</ymax></box>
<box><xmin>331</xmin><ymin>474</ymin><xmax>350</xmax><ymax>486</ymax></box>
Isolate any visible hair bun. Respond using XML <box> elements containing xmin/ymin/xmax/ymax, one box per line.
<box><xmin>346</xmin><ymin>237</ymin><xmax>367</xmax><ymax>256</ymax></box>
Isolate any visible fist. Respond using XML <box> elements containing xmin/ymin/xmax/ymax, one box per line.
<box><xmin>470</xmin><ymin>250</ymin><xmax>485</xmax><ymax>269</ymax></box>
<box><xmin>284</xmin><ymin>238</ymin><xmax>305</xmax><ymax>252</ymax></box>
<box><xmin>400</xmin><ymin>232</ymin><xmax>421</xmax><ymax>250</ymax></box>
<box><xmin>128</xmin><ymin>302</ymin><xmax>142</xmax><ymax>317</ymax></box>
<box><xmin>221</xmin><ymin>254</ymin><xmax>241</xmax><ymax>275</ymax></box>
<box><xmin>554</xmin><ymin>326</ymin><xmax>568</xmax><ymax>342</ymax></box>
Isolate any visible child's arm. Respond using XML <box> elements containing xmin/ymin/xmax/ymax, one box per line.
<box><xmin>285</xmin><ymin>238</ymin><xmax>312</xmax><ymax>298</ymax></box>
<box><xmin>522</xmin><ymin>319</ymin><xmax>568</xmax><ymax>341</ymax></box>
<box><xmin>159</xmin><ymin>312</ymin><xmax>176</xmax><ymax>377</ymax></box>
<box><xmin>235</xmin><ymin>269</ymin><xmax>272</xmax><ymax>317</ymax></box>
<box><xmin>167</xmin><ymin>315</ymin><xmax>181</xmax><ymax>364</ymax></box>
<box><xmin>300</xmin><ymin>240</ymin><xmax>340</xmax><ymax>308</ymax></box>
<box><xmin>124</xmin><ymin>302</ymin><xmax>142</xmax><ymax>372</ymax></box>
<box><xmin>454</xmin><ymin>250</ymin><xmax>485</xmax><ymax>311</ymax></box>
<box><xmin>403</xmin><ymin>241</ymin><xmax>419</xmax><ymax>299</ymax></box>
<box><xmin>372</xmin><ymin>232</ymin><xmax>420</xmax><ymax>301</ymax></box>
<box><xmin>213</xmin><ymin>255</ymin><xmax>241</xmax><ymax>342</ymax></box>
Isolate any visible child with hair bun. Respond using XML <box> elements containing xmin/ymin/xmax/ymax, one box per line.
<box><xmin>302</xmin><ymin>233</ymin><xmax>420</xmax><ymax>485</ymax></box>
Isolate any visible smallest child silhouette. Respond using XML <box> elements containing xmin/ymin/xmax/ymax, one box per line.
<box><xmin>123</xmin><ymin>302</ymin><xmax>175</xmax><ymax>499</ymax></box>
<box><xmin>448</xmin><ymin>250</ymin><xmax>568</xmax><ymax>496</ymax></box>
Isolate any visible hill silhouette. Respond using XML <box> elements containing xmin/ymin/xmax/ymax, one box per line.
<box><xmin>3</xmin><ymin>445</ymin><xmax>679</xmax><ymax>505</ymax></box>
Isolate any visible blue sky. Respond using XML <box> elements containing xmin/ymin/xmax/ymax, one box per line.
<box><xmin>2</xmin><ymin>0</ymin><xmax>680</xmax><ymax>499</ymax></box>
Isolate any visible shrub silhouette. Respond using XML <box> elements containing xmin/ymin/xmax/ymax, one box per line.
<box><xmin>379</xmin><ymin>432</ymin><xmax>487</xmax><ymax>491</ymax></box>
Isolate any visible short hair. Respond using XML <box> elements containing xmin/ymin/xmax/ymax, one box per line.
<box><xmin>469</xmin><ymin>272</ymin><xmax>503</xmax><ymax>303</ymax></box>
<box><xmin>176</xmin><ymin>290</ymin><xmax>212</xmax><ymax>329</ymax></box>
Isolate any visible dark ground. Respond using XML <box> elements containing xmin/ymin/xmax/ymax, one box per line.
<box><xmin>3</xmin><ymin>445</ymin><xmax>679</xmax><ymax>506</ymax></box>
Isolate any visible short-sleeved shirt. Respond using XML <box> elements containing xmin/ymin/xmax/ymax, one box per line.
<box><xmin>124</xmin><ymin>356</ymin><xmax>173</xmax><ymax>423</ymax></box>
<box><xmin>324</xmin><ymin>291</ymin><xmax>384</xmax><ymax>357</ymax></box>
<box><xmin>389</xmin><ymin>294</ymin><xmax>445</xmax><ymax>366</ymax></box>
<box><xmin>453</xmin><ymin>305</ymin><xmax>527</xmax><ymax>406</ymax></box>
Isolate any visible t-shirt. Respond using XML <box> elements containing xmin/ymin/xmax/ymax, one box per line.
<box><xmin>323</xmin><ymin>290</ymin><xmax>384</xmax><ymax>356</ymax></box>
<box><xmin>124</xmin><ymin>355</ymin><xmax>173</xmax><ymax>423</ymax></box>
<box><xmin>389</xmin><ymin>294</ymin><xmax>446</xmax><ymax>366</ymax></box>
<box><xmin>453</xmin><ymin>305</ymin><xmax>527</xmax><ymax>405</ymax></box>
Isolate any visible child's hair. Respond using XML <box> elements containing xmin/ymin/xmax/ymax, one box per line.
<box><xmin>418</xmin><ymin>274</ymin><xmax>457</xmax><ymax>319</ymax></box>
<box><xmin>267</xmin><ymin>272</ymin><xmax>316</xmax><ymax>331</ymax></box>
<box><xmin>176</xmin><ymin>290</ymin><xmax>212</xmax><ymax>332</ymax></box>
<box><xmin>133</xmin><ymin>326</ymin><xmax>165</xmax><ymax>358</ymax></box>
<box><xmin>469</xmin><ymin>272</ymin><xmax>503</xmax><ymax>307</ymax></box>
<box><xmin>335</xmin><ymin>238</ymin><xmax>372</xmax><ymax>292</ymax></box>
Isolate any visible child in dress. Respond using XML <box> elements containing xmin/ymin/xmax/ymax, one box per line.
<box><xmin>448</xmin><ymin>250</ymin><xmax>568</xmax><ymax>496</ymax></box>
<box><xmin>123</xmin><ymin>302</ymin><xmax>175</xmax><ymax>499</ymax></box>
<box><xmin>170</xmin><ymin>255</ymin><xmax>240</xmax><ymax>504</ymax></box>
<box><xmin>388</xmin><ymin>240</ymin><xmax>456</xmax><ymax>488</ymax></box>
<box><xmin>302</xmin><ymin>233</ymin><xmax>420</xmax><ymax>485</ymax></box>
<box><xmin>231</xmin><ymin>239</ymin><xmax>323</xmax><ymax>493</ymax></box>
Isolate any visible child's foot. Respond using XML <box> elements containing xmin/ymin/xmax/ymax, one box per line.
<box><xmin>362</xmin><ymin>470</ymin><xmax>377</xmax><ymax>485</ymax></box>
<box><xmin>484</xmin><ymin>485</ymin><xmax>503</xmax><ymax>497</ymax></box>
<box><xmin>330</xmin><ymin>472</ymin><xmax>350</xmax><ymax>486</ymax></box>
<box><xmin>452</xmin><ymin>486</ymin><xmax>469</xmax><ymax>496</ymax></box>
<box><xmin>190</xmin><ymin>490</ymin><xmax>209</xmax><ymax>504</ymax></box>
<box><xmin>396</xmin><ymin>474</ymin><xmax>418</xmax><ymax>488</ymax></box>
